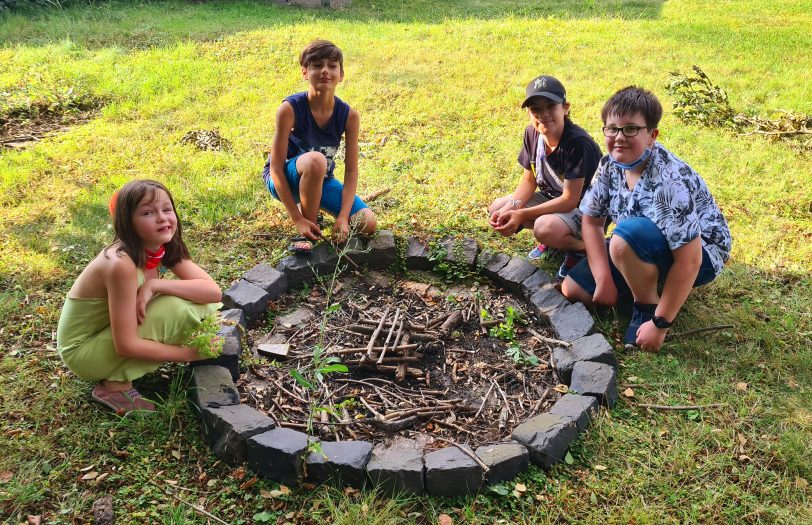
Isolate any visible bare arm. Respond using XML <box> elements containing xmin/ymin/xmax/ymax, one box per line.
<box><xmin>136</xmin><ymin>258</ymin><xmax>221</xmax><ymax>322</ymax></box>
<box><xmin>583</xmin><ymin>214</ymin><xmax>617</xmax><ymax>306</ymax></box>
<box><xmin>334</xmin><ymin>108</ymin><xmax>360</xmax><ymax>241</ymax></box>
<box><xmin>636</xmin><ymin>237</ymin><xmax>703</xmax><ymax>351</ymax></box>
<box><xmin>107</xmin><ymin>256</ymin><xmax>199</xmax><ymax>362</ymax></box>
<box><xmin>489</xmin><ymin>168</ymin><xmax>537</xmax><ymax>232</ymax></box>
<box><xmin>269</xmin><ymin>102</ymin><xmax>319</xmax><ymax>239</ymax></box>
<box><xmin>516</xmin><ymin>177</ymin><xmax>585</xmax><ymax>222</ymax></box>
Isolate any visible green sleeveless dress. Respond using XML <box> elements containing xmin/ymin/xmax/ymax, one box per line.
<box><xmin>56</xmin><ymin>270</ymin><xmax>219</xmax><ymax>382</ymax></box>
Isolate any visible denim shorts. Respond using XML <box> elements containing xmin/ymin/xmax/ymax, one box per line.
<box><xmin>264</xmin><ymin>155</ymin><xmax>368</xmax><ymax>217</ymax></box>
<box><xmin>567</xmin><ymin>216</ymin><xmax>718</xmax><ymax>296</ymax></box>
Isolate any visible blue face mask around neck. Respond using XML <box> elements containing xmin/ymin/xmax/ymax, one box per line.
<box><xmin>610</xmin><ymin>146</ymin><xmax>652</xmax><ymax>171</ymax></box>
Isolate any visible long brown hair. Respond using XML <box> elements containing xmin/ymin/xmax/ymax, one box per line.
<box><xmin>106</xmin><ymin>179</ymin><xmax>190</xmax><ymax>268</ymax></box>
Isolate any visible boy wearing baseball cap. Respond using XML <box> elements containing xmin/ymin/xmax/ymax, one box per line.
<box><xmin>489</xmin><ymin>75</ymin><xmax>602</xmax><ymax>279</ymax></box>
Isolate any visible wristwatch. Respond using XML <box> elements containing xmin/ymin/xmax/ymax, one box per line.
<box><xmin>652</xmin><ymin>316</ymin><xmax>673</xmax><ymax>329</ymax></box>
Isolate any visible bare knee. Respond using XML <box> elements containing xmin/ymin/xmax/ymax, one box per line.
<box><xmin>352</xmin><ymin>208</ymin><xmax>377</xmax><ymax>234</ymax></box>
<box><xmin>298</xmin><ymin>152</ymin><xmax>328</xmax><ymax>179</ymax></box>
<box><xmin>608</xmin><ymin>235</ymin><xmax>633</xmax><ymax>263</ymax></box>
<box><xmin>561</xmin><ymin>277</ymin><xmax>593</xmax><ymax>306</ymax></box>
<box><xmin>489</xmin><ymin>195</ymin><xmax>511</xmax><ymax>215</ymax></box>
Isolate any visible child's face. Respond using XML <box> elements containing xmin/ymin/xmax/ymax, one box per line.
<box><xmin>604</xmin><ymin>111</ymin><xmax>659</xmax><ymax>164</ymax></box>
<box><xmin>302</xmin><ymin>59</ymin><xmax>344</xmax><ymax>91</ymax></box>
<box><xmin>526</xmin><ymin>98</ymin><xmax>569</xmax><ymax>139</ymax></box>
<box><xmin>132</xmin><ymin>189</ymin><xmax>177</xmax><ymax>249</ymax></box>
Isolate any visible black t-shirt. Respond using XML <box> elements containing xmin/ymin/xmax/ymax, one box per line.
<box><xmin>517</xmin><ymin>119</ymin><xmax>602</xmax><ymax>200</ymax></box>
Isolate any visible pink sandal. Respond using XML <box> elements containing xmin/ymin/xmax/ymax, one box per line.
<box><xmin>92</xmin><ymin>384</ymin><xmax>155</xmax><ymax>414</ymax></box>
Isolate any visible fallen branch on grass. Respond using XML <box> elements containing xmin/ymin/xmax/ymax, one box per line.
<box><xmin>635</xmin><ymin>403</ymin><xmax>727</xmax><ymax>411</ymax></box>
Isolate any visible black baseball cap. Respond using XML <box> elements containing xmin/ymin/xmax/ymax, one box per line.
<box><xmin>521</xmin><ymin>75</ymin><xmax>567</xmax><ymax>107</ymax></box>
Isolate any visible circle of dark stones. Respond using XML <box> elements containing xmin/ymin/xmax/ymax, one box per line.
<box><xmin>189</xmin><ymin>231</ymin><xmax>618</xmax><ymax>497</ymax></box>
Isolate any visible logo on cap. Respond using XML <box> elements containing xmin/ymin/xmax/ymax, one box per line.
<box><xmin>534</xmin><ymin>77</ymin><xmax>547</xmax><ymax>89</ymax></box>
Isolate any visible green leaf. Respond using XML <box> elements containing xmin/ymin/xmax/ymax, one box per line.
<box><xmin>290</xmin><ymin>369</ymin><xmax>313</xmax><ymax>389</ymax></box>
<box><xmin>488</xmin><ymin>483</ymin><xmax>510</xmax><ymax>496</ymax></box>
<box><xmin>319</xmin><ymin>364</ymin><xmax>349</xmax><ymax>374</ymax></box>
<box><xmin>590</xmin><ymin>492</ymin><xmax>598</xmax><ymax>504</ymax></box>
<box><xmin>564</xmin><ymin>451</ymin><xmax>574</xmax><ymax>465</ymax></box>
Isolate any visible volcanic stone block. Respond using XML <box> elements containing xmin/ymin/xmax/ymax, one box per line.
<box><xmin>311</xmin><ymin>243</ymin><xmax>339</xmax><ymax>275</ymax></box>
<box><xmin>477</xmin><ymin>250</ymin><xmax>511</xmax><ymax>281</ymax></box>
<box><xmin>366</xmin><ymin>439</ymin><xmax>425</xmax><ymax>495</ymax></box>
<box><xmin>220</xmin><ymin>308</ymin><xmax>245</xmax><ymax>327</ymax></box>
<box><xmin>306</xmin><ymin>440</ymin><xmax>373</xmax><ymax>488</ymax></box>
<box><xmin>189</xmin><ymin>365</ymin><xmax>239</xmax><ymax>409</ymax></box>
<box><xmin>520</xmin><ymin>269</ymin><xmax>554</xmax><ymax>300</ymax></box>
<box><xmin>547</xmin><ymin>302</ymin><xmax>596</xmax><ymax>342</ymax></box>
<box><xmin>247</xmin><ymin>428</ymin><xmax>309</xmax><ymax>485</ymax></box>
<box><xmin>511</xmin><ymin>413</ymin><xmax>579</xmax><ymax>469</ymax></box>
<box><xmin>343</xmin><ymin>237</ymin><xmax>369</xmax><ymax>268</ymax></box>
<box><xmin>276</xmin><ymin>255</ymin><xmax>316</xmax><ymax>290</ymax></box>
<box><xmin>551</xmin><ymin>333</ymin><xmax>618</xmax><ymax>383</ymax></box>
<box><xmin>405</xmin><ymin>236</ymin><xmax>433</xmax><ymax>270</ymax></box>
<box><xmin>570</xmin><ymin>361</ymin><xmax>618</xmax><ymax>408</ymax></box>
<box><xmin>529</xmin><ymin>286</ymin><xmax>569</xmax><ymax>317</ymax></box>
<box><xmin>201</xmin><ymin>404</ymin><xmax>275</xmax><ymax>465</ymax></box>
<box><xmin>549</xmin><ymin>393</ymin><xmax>600</xmax><ymax>432</ymax></box>
<box><xmin>367</xmin><ymin>230</ymin><xmax>397</xmax><ymax>269</ymax></box>
<box><xmin>217</xmin><ymin>323</ymin><xmax>241</xmax><ymax>357</ymax></box>
<box><xmin>425</xmin><ymin>445</ymin><xmax>484</xmax><ymax>497</ymax></box>
<box><xmin>221</xmin><ymin>280</ymin><xmax>271</xmax><ymax>324</ymax></box>
<box><xmin>440</xmin><ymin>236</ymin><xmax>479</xmax><ymax>269</ymax></box>
<box><xmin>242</xmin><ymin>263</ymin><xmax>288</xmax><ymax>299</ymax></box>
<box><xmin>496</xmin><ymin>257</ymin><xmax>538</xmax><ymax>293</ymax></box>
<box><xmin>474</xmin><ymin>443</ymin><xmax>530</xmax><ymax>485</ymax></box>
<box><xmin>190</xmin><ymin>354</ymin><xmax>239</xmax><ymax>382</ymax></box>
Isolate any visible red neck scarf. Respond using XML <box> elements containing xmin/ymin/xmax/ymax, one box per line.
<box><xmin>145</xmin><ymin>245</ymin><xmax>165</xmax><ymax>270</ymax></box>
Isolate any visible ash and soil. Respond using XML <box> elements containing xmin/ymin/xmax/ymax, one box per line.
<box><xmin>237</xmin><ymin>270</ymin><xmax>564</xmax><ymax>446</ymax></box>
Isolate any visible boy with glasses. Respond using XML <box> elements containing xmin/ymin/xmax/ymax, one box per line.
<box><xmin>561</xmin><ymin>86</ymin><xmax>732</xmax><ymax>352</ymax></box>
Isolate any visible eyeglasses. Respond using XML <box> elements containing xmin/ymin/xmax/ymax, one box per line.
<box><xmin>602</xmin><ymin>125</ymin><xmax>648</xmax><ymax>137</ymax></box>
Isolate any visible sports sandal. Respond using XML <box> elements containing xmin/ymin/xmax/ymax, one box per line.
<box><xmin>287</xmin><ymin>236</ymin><xmax>314</xmax><ymax>255</ymax></box>
<box><xmin>91</xmin><ymin>384</ymin><xmax>156</xmax><ymax>414</ymax></box>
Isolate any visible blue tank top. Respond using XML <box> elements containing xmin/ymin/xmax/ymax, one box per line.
<box><xmin>282</xmin><ymin>91</ymin><xmax>350</xmax><ymax>180</ymax></box>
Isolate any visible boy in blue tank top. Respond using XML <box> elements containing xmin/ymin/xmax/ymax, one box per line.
<box><xmin>263</xmin><ymin>40</ymin><xmax>377</xmax><ymax>252</ymax></box>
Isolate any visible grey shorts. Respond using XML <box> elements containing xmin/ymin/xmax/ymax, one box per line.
<box><xmin>522</xmin><ymin>192</ymin><xmax>583</xmax><ymax>240</ymax></box>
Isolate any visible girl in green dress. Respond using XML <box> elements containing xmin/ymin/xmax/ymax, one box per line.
<box><xmin>56</xmin><ymin>180</ymin><xmax>222</xmax><ymax>413</ymax></box>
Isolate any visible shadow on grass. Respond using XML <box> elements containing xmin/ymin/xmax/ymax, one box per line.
<box><xmin>0</xmin><ymin>0</ymin><xmax>665</xmax><ymax>50</ymax></box>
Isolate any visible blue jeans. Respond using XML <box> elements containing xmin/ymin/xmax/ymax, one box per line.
<box><xmin>264</xmin><ymin>155</ymin><xmax>368</xmax><ymax>217</ymax></box>
<box><xmin>567</xmin><ymin>217</ymin><xmax>718</xmax><ymax>297</ymax></box>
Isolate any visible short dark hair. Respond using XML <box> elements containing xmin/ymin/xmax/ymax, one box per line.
<box><xmin>106</xmin><ymin>179</ymin><xmax>189</xmax><ymax>269</ymax></box>
<box><xmin>299</xmin><ymin>40</ymin><xmax>344</xmax><ymax>73</ymax></box>
<box><xmin>601</xmin><ymin>86</ymin><xmax>663</xmax><ymax>129</ymax></box>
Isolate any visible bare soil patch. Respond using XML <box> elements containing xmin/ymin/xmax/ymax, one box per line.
<box><xmin>238</xmin><ymin>271</ymin><xmax>565</xmax><ymax>447</ymax></box>
<box><xmin>1</xmin><ymin>106</ymin><xmax>99</xmax><ymax>151</ymax></box>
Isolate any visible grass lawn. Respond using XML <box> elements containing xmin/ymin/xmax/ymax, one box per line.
<box><xmin>1</xmin><ymin>0</ymin><xmax>811</xmax><ymax>523</ymax></box>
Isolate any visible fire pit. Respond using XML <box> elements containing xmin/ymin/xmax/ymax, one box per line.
<box><xmin>190</xmin><ymin>232</ymin><xmax>618</xmax><ymax>497</ymax></box>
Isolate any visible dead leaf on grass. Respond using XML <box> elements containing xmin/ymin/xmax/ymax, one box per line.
<box><xmin>438</xmin><ymin>513</ymin><xmax>454</xmax><ymax>525</ymax></box>
<box><xmin>622</xmin><ymin>387</ymin><xmax>635</xmax><ymax>398</ymax></box>
<box><xmin>737</xmin><ymin>454</ymin><xmax>751</xmax><ymax>462</ymax></box>
<box><xmin>81</xmin><ymin>471</ymin><xmax>99</xmax><ymax>481</ymax></box>
<box><xmin>27</xmin><ymin>516</ymin><xmax>41</xmax><ymax>525</ymax></box>
<box><xmin>594</xmin><ymin>465</ymin><xmax>607</xmax><ymax>471</ymax></box>
<box><xmin>737</xmin><ymin>434</ymin><xmax>747</xmax><ymax>446</ymax></box>
<box><xmin>735</xmin><ymin>382</ymin><xmax>748</xmax><ymax>392</ymax></box>
<box><xmin>514</xmin><ymin>483</ymin><xmax>527</xmax><ymax>493</ymax></box>
<box><xmin>796</xmin><ymin>477</ymin><xmax>809</xmax><ymax>490</ymax></box>
<box><xmin>553</xmin><ymin>384</ymin><xmax>569</xmax><ymax>394</ymax></box>
<box><xmin>0</xmin><ymin>471</ymin><xmax>12</xmax><ymax>483</ymax></box>
<box><xmin>171</xmin><ymin>450</ymin><xmax>181</xmax><ymax>460</ymax></box>
<box><xmin>239</xmin><ymin>475</ymin><xmax>258</xmax><ymax>490</ymax></box>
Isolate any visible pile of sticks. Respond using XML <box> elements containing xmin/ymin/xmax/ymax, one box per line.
<box><xmin>334</xmin><ymin>307</ymin><xmax>463</xmax><ymax>382</ymax></box>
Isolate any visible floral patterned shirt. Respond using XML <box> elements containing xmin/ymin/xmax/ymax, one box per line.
<box><xmin>580</xmin><ymin>142</ymin><xmax>732</xmax><ymax>275</ymax></box>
